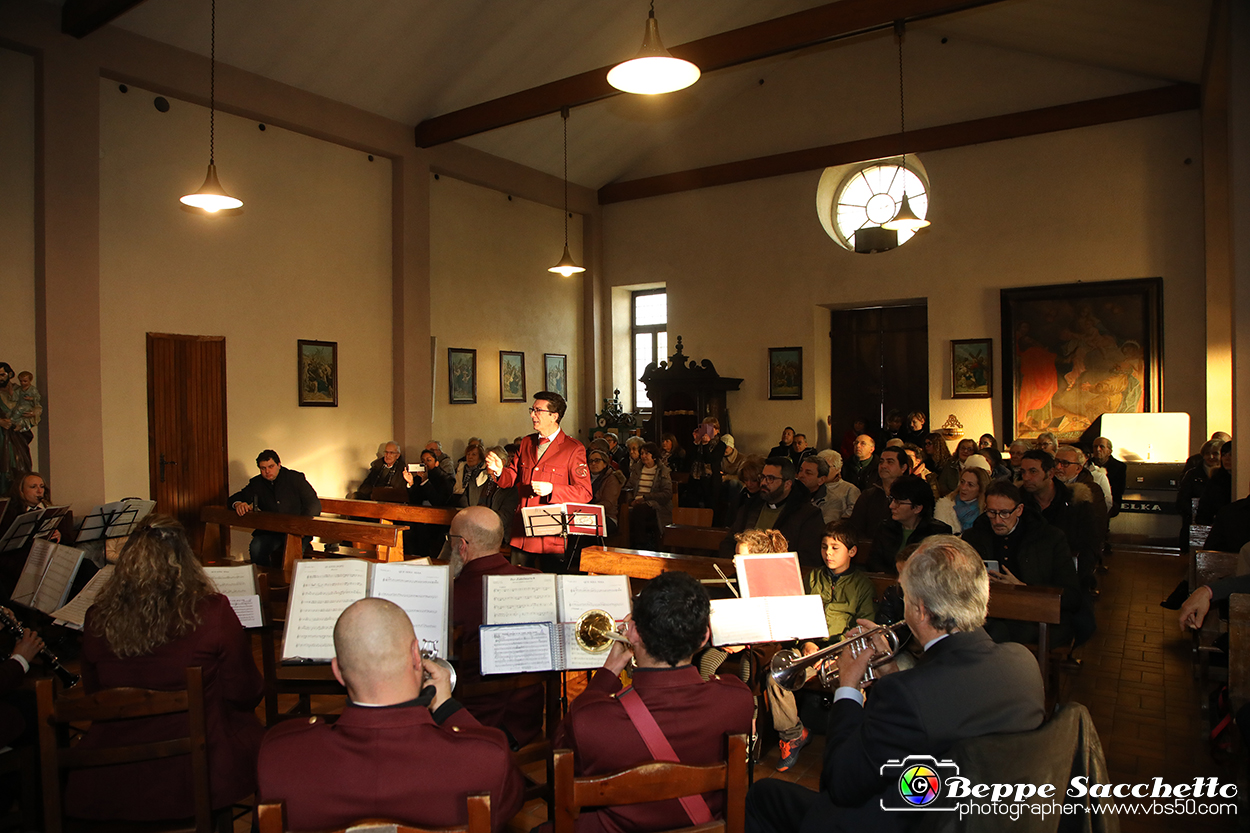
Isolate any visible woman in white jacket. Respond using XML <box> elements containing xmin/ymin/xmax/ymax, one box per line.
<box><xmin>934</xmin><ymin>466</ymin><xmax>990</xmax><ymax>533</ymax></box>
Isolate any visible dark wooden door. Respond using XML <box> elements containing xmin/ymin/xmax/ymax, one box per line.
<box><xmin>829</xmin><ymin>305</ymin><xmax>929</xmax><ymax>436</ymax></box>
<box><xmin>147</xmin><ymin>333</ymin><xmax>228</xmax><ymax>559</ymax></box>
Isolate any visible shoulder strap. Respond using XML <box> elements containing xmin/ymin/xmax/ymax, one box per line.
<box><xmin>617</xmin><ymin>687</ymin><xmax>715</xmax><ymax>826</ymax></box>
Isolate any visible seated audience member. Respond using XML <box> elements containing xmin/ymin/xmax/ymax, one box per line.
<box><xmin>936</xmin><ymin>438</ymin><xmax>977</xmax><ymax>497</ymax></box>
<box><xmin>690</xmin><ymin>417</ymin><xmax>727</xmax><ymax>511</ymax></box>
<box><xmin>877</xmin><ymin>409</ymin><xmax>905</xmax><ymax>446</ymax></box>
<box><xmin>901</xmin><ymin>442</ymin><xmax>938</xmax><ymax>496</ymax></box>
<box><xmin>977</xmin><ymin>446</ymin><xmax>1012</xmax><ymax>481</ymax></box>
<box><xmin>456</xmin><ymin>437</ymin><xmax>484</xmax><ymax>465</ymax></box>
<box><xmin>871</xmin><ymin>474</ymin><xmax>952</xmax><ymax>573</ymax></box>
<box><xmin>355</xmin><ymin>442</ymin><xmax>406</xmax><ymax>499</ymax></box>
<box><xmin>1179</xmin><ymin>545</ymin><xmax>1250</xmax><ymax>632</ymax></box>
<box><xmin>553</xmin><ymin>572</ymin><xmax>752</xmax><ymax>833</ymax></box>
<box><xmin>404</xmin><ymin>448</ymin><xmax>455</xmax><ymax>507</ymax></box>
<box><xmin>587</xmin><ymin>449</ymin><xmax>625</xmax><ymax>536</ymax></box>
<box><xmin>626</xmin><ymin>442</ymin><xmax>673</xmax><ymax>549</ymax></box>
<box><xmin>422</xmin><ymin>440</ymin><xmax>455</xmax><ymax>476</ymax></box>
<box><xmin>745</xmin><ymin>536</ymin><xmax>1045</xmax><ymax>833</ymax></box>
<box><xmin>1021</xmin><ymin>449</ymin><xmax>1100</xmax><ymax>591</ymax></box>
<box><xmin>1205</xmin><ymin>479</ymin><xmax>1250</xmax><ymax>554</ymax></box>
<box><xmin>839</xmin><ymin>418</ymin><xmax>868</xmax><ymax>463</ymax></box>
<box><xmin>935</xmin><ymin>467</ymin><xmax>989</xmax><ymax>533</ymax></box>
<box><xmin>768</xmin><ymin>523</ymin><xmax>876</xmax><ymax>772</ymax></box>
<box><xmin>978</xmin><ymin>433</ymin><xmax>998</xmax><ymax>451</ymax></box>
<box><xmin>1178</xmin><ymin>439</ymin><xmax>1224</xmax><ymax>550</ymax></box>
<box><xmin>720</xmin><ymin>457</ymin><xmax>824</xmax><ymax>569</ymax></box>
<box><xmin>720</xmin><ymin>434</ymin><xmax>744</xmax><ymax>478</ymax></box>
<box><xmin>660</xmin><ymin>433</ymin><xmax>689</xmax><ymax>474</ymax></box>
<box><xmin>68</xmin><ymin>516</ymin><xmax>265</xmax><ymax>821</ymax></box>
<box><xmin>605</xmin><ymin>432</ymin><xmax>628</xmax><ymax>470</ymax></box>
<box><xmin>728</xmin><ymin>454</ymin><xmax>766</xmax><ymax>516</ymax></box>
<box><xmin>798</xmin><ymin>455</ymin><xmax>859</xmax><ymax>524</ymax></box>
<box><xmin>448</xmin><ymin>506</ymin><xmax>545</xmax><ymax>747</ymax></box>
<box><xmin>962</xmin><ymin>481</ymin><xmax>1081</xmax><ymax>645</ymax></box>
<box><xmin>478</xmin><ymin>446</ymin><xmax>520</xmax><ymax>529</ymax></box>
<box><xmin>1058</xmin><ymin>445</ymin><xmax>1112</xmax><ymax>512</ymax></box>
<box><xmin>1035</xmin><ymin>432</ymin><xmax>1059</xmax><ymax>456</ymax></box>
<box><xmin>923</xmin><ymin>432</ymin><xmax>952</xmax><ymax>473</ymax></box>
<box><xmin>623</xmin><ymin>436</ymin><xmax>645</xmax><ymax>475</ymax></box>
<box><xmin>847</xmin><ymin>446</ymin><xmax>911</xmax><ymax>563</ymax></box>
<box><xmin>790</xmin><ymin>433</ymin><xmax>814</xmax><ymax>466</ymax></box>
<box><xmin>259</xmin><ymin>598</ymin><xmax>522</xmax><ymax>832</ymax></box>
<box><xmin>768</xmin><ymin>427</ymin><xmax>796</xmax><ymax>460</ymax></box>
<box><xmin>1197</xmin><ymin>441</ymin><xmax>1234</xmax><ymax>526</ymax></box>
<box><xmin>900</xmin><ymin>411</ymin><xmax>927</xmax><ymax>446</ymax></box>
<box><xmin>1090</xmin><ymin>436</ymin><xmax>1126</xmax><ymax>517</ymax></box>
<box><xmin>452</xmin><ymin>443</ymin><xmax>490</xmax><ymax>507</ymax></box>
<box><xmin>228</xmin><ymin>450</ymin><xmax>321</xmax><ymax>568</ymax></box>
<box><xmin>1184</xmin><ymin>431</ymin><xmax>1232</xmax><ymax>475</ymax></box>
<box><xmin>1007</xmin><ymin>439</ymin><xmax>1030</xmax><ymax>480</ymax></box>
<box><xmin>841</xmin><ymin>434</ymin><xmax>878</xmax><ymax>491</ymax></box>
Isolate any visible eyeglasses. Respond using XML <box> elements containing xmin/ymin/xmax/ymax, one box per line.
<box><xmin>529</xmin><ymin>407</ymin><xmax>556</xmax><ymax>415</ymax></box>
<box><xmin>985</xmin><ymin>509</ymin><xmax>1018</xmax><ymax>519</ymax></box>
<box><xmin>887</xmin><ymin>497</ymin><xmax>913</xmax><ymax>507</ymax></box>
<box><xmin>759</xmin><ymin>475</ymin><xmax>782</xmax><ymax>484</ymax></box>
<box><xmin>1053</xmin><ymin>460</ymin><xmax>1079</xmax><ymax>468</ymax></box>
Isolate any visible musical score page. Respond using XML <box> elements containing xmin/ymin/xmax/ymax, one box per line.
<box><xmin>204</xmin><ymin>565</ymin><xmax>259</xmax><ymax>597</ymax></box>
<box><xmin>369</xmin><ymin>563</ymin><xmax>451</xmax><ymax>657</ymax></box>
<box><xmin>556</xmin><ymin>574</ymin><xmax>631</xmax><ymax>669</ymax></box>
<box><xmin>31</xmin><ymin>544</ymin><xmax>85</xmax><ymax>614</ymax></box>
<box><xmin>479</xmin><ymin>622</ymin><xmax>556</xmax><ymax>674</ymax></box>
<box><xmin>52</xmin><ymin>564</ymin><xmax>114</xmax><ymax>629</ymax></box>
<box><xmin>281</xmin><ymin>560</ymin><xmax>370</xmax><ymax>661</ymax></box>
<box><xmin>709</xmin><ymin>595</ymin><xmax>828</xmax><ymax>646</ymax></box>
<box><xmin>227</xmin><ymin>596</ymin><xmax>264</xmax><ymax>629</ymax></box>
<box><xmin>11</xmin><ymin>537</ymin><xmax>56</xmax><ymax>607</ymax></box>
<box><xmin>483</xmin><ymin>574</ymin><xmax>557</xmax><ymax>625</ymax></box>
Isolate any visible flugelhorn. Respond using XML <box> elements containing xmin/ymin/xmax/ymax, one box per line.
<box><xmin>420</xmin><ymin>640</ymin><xmax>456</xmax><ymax>690</ymax></box>
<box><xmin>573</xmin><ymin>609</ymin><xmax>631</xmax><ymax>653</ymax></box>
<box><xmin>769</xmin><ymin>621</ymin><xmax>909</xmax><ymax>692</ymax></box>
<box><xmin>0</xmin><ymin>607</ymin><xmax>80</xmax><ymax>689</ymax></box>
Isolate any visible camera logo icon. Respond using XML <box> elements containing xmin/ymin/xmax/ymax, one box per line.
<box><xmin>880</xmin><ymin>755</ymin><xmax>960</xmax><ymax>812</ymax></box>
<box><xmin>898</xmin><ymin>763</ymin><xmax>942</xmax><ymax>806</ymax></box>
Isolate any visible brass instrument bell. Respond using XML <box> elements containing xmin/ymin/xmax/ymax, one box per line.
<box><xmin>573</xmin><ymin>609</ymin><xmax>630</xmax><ymax>653</ymax></box>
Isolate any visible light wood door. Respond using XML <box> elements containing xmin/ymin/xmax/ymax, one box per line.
<box><xmin>146</xmin><ymin>333</ymin><xmax>228</xmax><ymax>560</ymax></box>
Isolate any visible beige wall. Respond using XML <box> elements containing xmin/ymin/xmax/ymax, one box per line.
<box><xmin>429</xmin><ymin>175</ymin><xmax>585</xmax><ymax>456</ymax></box>
<box><xmin>602</xmin><ymin>111</ymin><xmax>1206</xmax><ymax>458</ymax></box>
<box><xmin>98</xmin><ymin>80</ymin><xmax>394</xmax><ymax>500</ymax></box>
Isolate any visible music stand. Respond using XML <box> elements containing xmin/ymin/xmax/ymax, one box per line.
<box><xmin>33</xmin><ymin>505</ymin><xmax>71</xmax><ymax>540</ymax></box>
<box><xmin>0</xmin><ymin>509</ymin><xmax>45</xmax><ymax>553</ymax></box>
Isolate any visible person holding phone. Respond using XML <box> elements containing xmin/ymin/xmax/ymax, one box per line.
<box><xmin>690</xmin><ymin>417</ymin><xmax>726</xmax><ymax>517</ymax></box>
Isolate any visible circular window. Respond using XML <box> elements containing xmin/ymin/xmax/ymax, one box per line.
<box><xmin>816</xmin><ymin>158</ymin><xmax>930</xmax><ymax>252</ymax></box>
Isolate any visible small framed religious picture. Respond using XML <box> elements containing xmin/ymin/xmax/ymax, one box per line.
<box><xmin>448</xmin><ymin>348</ymin><xmax>477</xmax><ymax>404</ymax></box>
<box><xmin>499</xmin><ymin>351</ymin><xmax>526</xmax><ymax>403</ymax></box>
<box><xmin>297</xmin><ymin>339</ymin><xmax>338</xmax><ymax>407</ymax></box>
<box><xmin>544</xmin><ymin>353</ymin><xmax>568</xmax><ymax>399</ymax></box>
<box><xmin>951</xmin><ymin>338</ymin><xmax>993</xmax><ymax>399</ymax></box>
<box><xmin>768</xmin><ymin>347</ymin><xmax>802</xmax><ymax>400</ymax></box>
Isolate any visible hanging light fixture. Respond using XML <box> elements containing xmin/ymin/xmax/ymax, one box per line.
<box><xmin>607</xmin><ymin>1</ymin><xmax>700</xmax><ymax>95</ymax></box>
<box><xmin>882</xmin><ymin>20</ymin><xmax>930</xmax><ymax>233</ymax></box>
<box><xmin>180</xmin><ymin>0</ymin><xmax>242</xmax><ymax>214</ymax></box>
<box><xmin>549</xmin><ymin>107</ymin><xmax>585</xmax><ymax>277</ymax></box>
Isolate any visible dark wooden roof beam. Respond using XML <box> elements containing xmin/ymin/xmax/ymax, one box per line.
<box><xmin>62</xmin><ymin>0</ymin><xmax>150</xmax><ymax>38</ymax></box>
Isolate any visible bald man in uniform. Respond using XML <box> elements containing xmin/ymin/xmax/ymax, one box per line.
<box><xmin>257</xmin><ymin>599</ymin><xmax>523</xmax><ymax>832</ymax></box>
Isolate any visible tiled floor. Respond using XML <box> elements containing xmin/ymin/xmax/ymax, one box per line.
<box><xmin>241</xmin><ymin>548</ymin><xmax>1242</xmax><ymax>832</ymax></box>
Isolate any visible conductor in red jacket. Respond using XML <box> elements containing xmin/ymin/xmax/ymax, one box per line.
<box><xmin>486</xmin><ymin>390</ymin><xmax>592</xmax><ymax>571</ymax></box>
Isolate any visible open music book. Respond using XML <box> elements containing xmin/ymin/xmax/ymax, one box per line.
<box><xmin>11</xmin><ymin>538</ymin><xmax>86</xmax><ymax>615</ymax></box>
<box><xmin>519</xmin><ymin>503</ymin><xmax>607</xmax><ymax>537</ymax></box>
<box><xmin>203</xmin><ymin>564</ymin><xmax>264</xmax><ymax>629</ymax></box>
<box><xmin>74</xmin><ymin>499</ymin><xmax>156</xmax><ymax>542</ymax></box>
<box><xmin>280</xmin><ymin>560</ymin><xmax>451</xmax><ymax>663</ymax></box>
<box><xmin>709</xmin><ymin>595</ymin><xmax>829</xmax><ymax>646</ymax></box>
<box><xmin>478</xmin><ymin>573</ymin><xmax>630</xmax><ymax>674</ymax></box>
<box><xmin>734</xmin><ymin>552</ymin><xmax>804</xmax><ymax>598</ymax></box>
<box><xmin>52</xmin><ymin>564</ymin><xmax>115</xmax><ymax>629</ymax></box>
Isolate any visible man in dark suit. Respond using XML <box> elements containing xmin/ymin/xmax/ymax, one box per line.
<box><xmin>228</xmin><ymin>449</ymin><xmax>321</xmax><ymax>567</ymax></box>
<box><xmin>485</xmin><ymin>390</ymin><xmax>592</xmax><ymax>571</ymax></box>
<box><xmin>745</xmin><ymin>535</ymin><xmax>1045</xmax><ymax>833</ymax></box>
<box><xmin>719</xmin><ymin>456</ymin><xmax>825</xmax><ymax>570</ymax></box>
<box><xmin>1090</xmin><ymin>437</ymin><xmax>1126</xmax><ymax>517</ymax></box>
<box><xmin>258</xmin><ymin>598</ymin><xmax>523</xmax><ymax>832</ymax></box>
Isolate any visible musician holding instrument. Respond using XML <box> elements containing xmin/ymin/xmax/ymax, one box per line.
<box><xmin>0</xmin><ymin>606</ymin><xmax>44</xmax><ymax>747</ymax></box>
<box><xmin>745</xmin><ymin>536</ymin><xmax>1045</xmax><ymax>833</ymax></box>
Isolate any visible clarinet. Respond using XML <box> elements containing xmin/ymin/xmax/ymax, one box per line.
<box><xmin>0</xmin><ymin>608</ymin><xmax>80</xmax><ymax>688</ymax></box>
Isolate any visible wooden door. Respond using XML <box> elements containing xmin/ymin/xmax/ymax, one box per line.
<box><xmin>829</xmin><ymin>305</ymin><xmax>929</xmax><ymax>436</ymax></box>
<box><xmin>147</xmin><ymin>333</ymin><xmax>228</xmax><ymax>560</ymax></box>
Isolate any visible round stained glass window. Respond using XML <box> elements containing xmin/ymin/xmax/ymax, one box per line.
<box><xmin>816</xmin><ymin>159</ymin><xmax>930</xmax><ymax>252</ymax></box>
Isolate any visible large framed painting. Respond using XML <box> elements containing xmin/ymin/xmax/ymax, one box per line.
<box><xmin>544</xmin><ymin>353</ymin><xmax>567</xmax><ymax>399</ymax></box>
<box><xmin>499</xmin><ymin>351</ymin><xmax>526</xmax><ymax>402</ymax></box>
<box><xmin>448</xmin><ymin>348</ymin><xmax>477</xmax><ymax>404</ymax></box>
<box><xmin>951</xmin><ymin>339</ymin><xmax>992</xmax><ymax>399</ymax></box>
<box><xmin>297</xmin><ymin>339</ymin><xmax>337</xmax><ymax>407</ymax></box>
<box><xmin>768</xmin><ymin>347</ymin><xmax>802</xmax><ymax>400</ymax></box>
<box><xmin>1001</xmin><ymin>278</ymin><xmax>1162</xmax><ymax>443</ymax></box>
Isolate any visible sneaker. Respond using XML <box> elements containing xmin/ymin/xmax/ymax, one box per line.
<box><xmin>776</xmin><ymin>727</ymin><xmax>811</xmax><ymax>772</ymax></box>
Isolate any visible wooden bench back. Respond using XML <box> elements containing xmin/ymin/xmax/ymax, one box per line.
<box><xmin>257</xmin><ymin>794</ymin><xmax>492</xmax><ymax>833</ymax></box>
<box><xmin>580</xmin><ymin>546</ymin><xmax>735</xmax><ymax>582</ymax></box>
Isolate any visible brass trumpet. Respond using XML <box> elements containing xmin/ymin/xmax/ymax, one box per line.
<box><xmin>769</xmin><ymin>621</ymin><xmax>909</xmax><ymax>691</ymax></box>
<box><xmin>573</xmin><ymin>609</ymin><xmax>631</xmax><ymax>653</ymax></box>
<box><xmin>420</xmin><ymin>640</ymin><xmax>456</xmax><ymax>690</ymax></box>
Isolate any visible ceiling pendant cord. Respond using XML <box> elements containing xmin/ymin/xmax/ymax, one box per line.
<box><xmin>209</xmin><ymin>0</ymin><xmax>216</xmax><ymax>167</ymax></box>
<box><xmin>896</xmin><ymin>18</ymin><xmax>906</xmax><ymax>179</ymax></box>
<box><xmin>562</xmin><ymin>105</ymin><xmax>569</xmax><ymax>249</ymax></box>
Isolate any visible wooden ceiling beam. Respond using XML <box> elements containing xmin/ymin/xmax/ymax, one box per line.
<box><xmin>414</xmin><ymin>0</ymin><xmax>1005</xmax><ymax>148</ymax></box>
<box><xmin>597</xmin><ymin>83</ymin><xmax>1200</xmax><ymax>205</ymax></box>
<box><xmin>61</xmin><ymin>0</ymin><xmax>150</xmax><ymax>38</ymax></box>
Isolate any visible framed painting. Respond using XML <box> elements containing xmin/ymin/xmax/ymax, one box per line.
<box><xmin>499</xmin><ymin>351</ymin><xmax>526</xmax><ymax>402</ymax></box>
<box><xmin>544</xmin><ymin>353</ymin><xmax>567</xmax><ymax>399</ymax></box>
<box><xmin>768</xmin><ymin>347</ymin><xmax>802</xmax><ymax>400</ymax></box>
<box><xmin>1001</xmin><ymin>277</ymin><xmax>1162</xmax><ymax>443</ymax></box>
<box><xmin>297</xmin><ymin>339</ymin><xmax>337</xmax><ymax>407</ymax></box>
<box><xmin>951</xmin><ymin>339</ymin><xmax>992</xmax><ymax>399</ymax></box>
<box><xmin>448</xmin><ymin>348</ymin><xmax>477</xmax><ymax>404</ymax></box>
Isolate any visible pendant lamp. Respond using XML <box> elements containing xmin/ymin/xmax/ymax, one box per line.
<box><xmin>549</xmin><ymin>107</ymin><xmax>585</xmax><ymax>277</ymax></box>
<box><xmin>607</xmin><ymin>1</ymin><xmax>700</xmax><ymax>95</ymax></box>
<box><xmin>180</xmin><ymin>0</ymin><xmax>242</xmax><ymax>214</ymax></box>
<box><xmin>882</xmin><ymin>20</ymin><xmax>929</xmax><ymax>233</ymax></box>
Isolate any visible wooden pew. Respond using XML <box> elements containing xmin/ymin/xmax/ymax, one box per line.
<box><xmin>200</xmin><ymin>505</ymin><xmax>403</xmax><ymax>577</ymax></box>
<box><xmin>1190</xmin><ymin>549</ymin><xmax>1240</xmax><ymax>681</ymax></box>
<box><xmin>660</xmin><ymin>524</ymin><xmax>730</xmax><ymax>556</ymax></box>
<box><xmin>1229</xmin><ymin>593</ymin><xmax>1250</xmax><ymax>712</ymax></box>
<box><xmin>580</xmin><ymin>545</ymin><xmax>735</xmax><ymax>583</ymax></box>
<box><xmin>319</xmin><ymin>497</ymin><xmax>460</xmax><ymax>561</ymax></box>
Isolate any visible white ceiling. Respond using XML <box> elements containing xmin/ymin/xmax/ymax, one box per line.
<box><xmin>103</xmin><ymin>0</ymin><xmax>1212</xmax><ymax>189</ymax></box>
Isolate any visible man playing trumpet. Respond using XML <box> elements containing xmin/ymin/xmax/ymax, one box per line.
<box><xmin>745</xmin><ymin>536</ymin><xmax>1045</xmax><ymax>833</ymax></box>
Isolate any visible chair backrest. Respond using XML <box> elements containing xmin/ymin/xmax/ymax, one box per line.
<box><xmin>37</xmin><ymin>666</ymin><xmax>211</xmax><ymax>833</ymax></box>
<box><xmin>256</xmin><ymin>793</ymin><xmax>491</xmax><ymax>833</ymax></box>
<box><xmin>370</xmin><ymin>486</ymin><xmax>409</xmax><ymax>504</ymax></box>
<box><xmin>671</xmin><ymin>507</ymin><xmax>713</xmax><ymax>528</ymax></box>
<box><xmin>553</xmin><ymin>733</ymin><xmax>747</xmax><ymax>833</ymax></box>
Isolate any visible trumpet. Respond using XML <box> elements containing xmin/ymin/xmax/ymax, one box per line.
<box><xmin>420</xmin><ymin>640</ymin><xmax>456</xmax><ymax>690</ymax></box>
<box><xmin>769</xmin><ymin>621</ymin><xmax>909</xmax><ymax>692</ymax></box>
<box><xmin>0</xmin><ymin>607</ymin><xmax>80</xmax><ymax>689</ymax></box>
<box><xmin>573</xmin><ymin>609</ymin><xmax>631</xmax><ymax>653</ymax></box>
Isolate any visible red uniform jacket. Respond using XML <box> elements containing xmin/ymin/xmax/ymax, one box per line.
<box><xmin>67</xmin><ymin>594</ymin><xmax>265</xmax><ymax>820</ymax></box>
<box><xmin>496</xmin><ymin>431</ymin><xmax>592</xmax><ymax>554</ymax></box>
<box><xmin>454</xmin><ymin>553</ymin><xmax>546</xmax><ymax>746</ymax></box>
<box><xmin>258</xmin><ymin>701</ymin><xmax>524</xmax><ymax>833</ymax></box>
<box><xmin>553</xmin><ymin>665</ymin><xmax>753</xmax><ymax>833</ymax></box>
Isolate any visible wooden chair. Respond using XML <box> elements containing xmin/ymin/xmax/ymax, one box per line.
<box><xmin>37</xmin><ymin>666</ymin><xmax>215</xmax><ymax>833</ymax></box>
<box><xmin>256</xmin><ymin>793</ymin><xmax>491</xmax><ymax>833</ymax></box>
<box><xmin>257</xmin><ymin>572</ymin><xmax>346</xmax><ymax>725</ymax></box>
<box><xmin>553</xmin><ymin>733</ymin><xmax>748</xmax><ymax>833</ymax></box>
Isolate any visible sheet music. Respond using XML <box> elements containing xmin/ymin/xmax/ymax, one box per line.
<box><xmin>519</xmin><ymin>505</ymin><xmax>567</xmax><ymax>537</ymax></box>
<box><xmin>556</xmin><ymin>574</ymin><xmax>631</xmax><ymax>668</ymax></box>
<box><xmin>483</xmin><ymin>574</ymin><xmax>558</xmax><ymax>625</ymax></box>
<box><xmin>31</xmin><ymin>544</ymin><xmax>85</xmax><ymax>614</ymax></box>
<box><xmin>51</xmin><ymin>564</ymin><xmax>114</xmax><ymax>629</ymax></box>
<box><xmin>281</xmin><ymin>560</ymin><xmax>371</xmax><ymax>661</ymax></box>
<box><xmin>227</xmin><ymin>595</ymin><xmax>264</xmax><ymax>629</ymax></box>
<box><xmin>479</xmin><ymin>622</ymin><xmax>556</xmax><ymax>674</ymax></box>
<box><xmin>764</xmin><ymin>594</ymin><xmax>830</xmax><ymax>641</ymax></box>
<box><xmin>74</xmin><ymin>500</ymin><xmax>125</xmax><ymax>543</ymax></box>
<box><xmin>107</xmin><ymin>500</ymin><xmax>156</xmax><ymax>537</ymax></box>
<box><xmin>709</xmin><ymin>595</ymin><xmax>828</xmax><ymax>646</ymax></box>
<box><xmin>11</xmin><ymin>537</ymin><xmax>56</xmax><ymax>607</ymax></box>
<box><xmin>204</xmin><ymin>565</ymin><xmax>259</xmax><ymax>596</ymax></box>
<box><xmin>369</xmin><ymin>563</ymin><xmax>451</xmax><ymax>657</ymax></box>
<box><xmin>33</xmin><ymin>505</ymin><xmax>70</xmax><ymax>539</ymax></box>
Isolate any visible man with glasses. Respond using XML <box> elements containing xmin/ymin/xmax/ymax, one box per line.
<box><xmin>485</xmin><ymin>391</ymin><xmax>591</xmax><ymax>571</ymax></box>
<box><xmin>870</xmin><ymin>474</ymin><xmax>951</xmax><ymax>572</ymax></box>
<box><xmin>355</xmin><ymin>441</ymin><xmax>406</xmax><ymax>500</ymax></box>
<box><xmin>963</xmin><ymin>480</ymin><xmax>1080</xmax><ymax>645</ymax></box>
<box><xmin>1021</xmin><ymin>449</ymin><xmax>1102</xmax><ymax>592</ymax></box>
<box><xmin>847</xmin><ymin>446</ymin><xmax>911</xmax><ymax>565</ymax></box>
<box><xmin>720</xmin><ymin>457</ymin><xmax>824</xmax><ymax>569</ymax></box>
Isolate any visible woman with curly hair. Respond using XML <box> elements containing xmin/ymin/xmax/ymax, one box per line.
<box><xmin>66</xmin><ymin>516</ymin><xmax>264</xmax><ymax>822</ymax></box>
